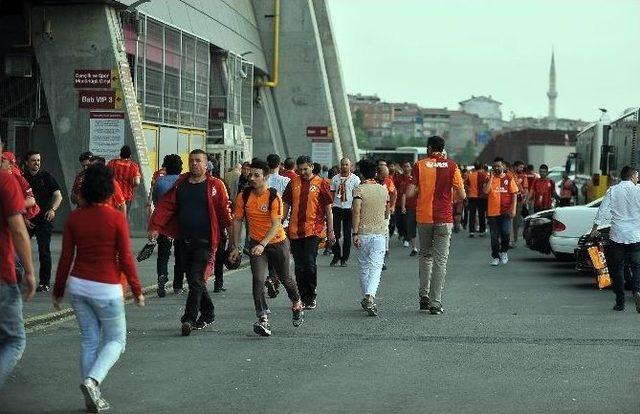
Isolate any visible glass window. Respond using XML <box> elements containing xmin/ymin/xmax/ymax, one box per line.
<box><xmin>164</xmin><ymin>27</ymin><xmax>180</xmax><ymax>124</ymax></box>
<box><xmin>180</xmin><ymin>34</ymin><xmax>196</xmax><ymax>126</ymax></box>
<box><xmin>144</xmin><ymin>19</ymin><xmax>163</xmax><ymax>122</ymax></box>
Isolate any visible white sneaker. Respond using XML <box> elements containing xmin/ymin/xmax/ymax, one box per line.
<box><xmin>490</xmin><ymin>258</ymin><xmax>500</xmax><ymax>266</ymax></box>
<box><xmin>403</xmin><ymin>241</ymin><xmax>410</xmax><ymax>247</ymax></box>
<box><xmin>499</xmin><ymin>252</ymin><xmax>509</xmax><ymax>264</ymax></box>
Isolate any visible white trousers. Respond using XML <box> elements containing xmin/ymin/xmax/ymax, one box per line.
<box><xmin>357</xmin><ymin>234</ymin><xmax>386</xmax><ymax>297</ymax></box>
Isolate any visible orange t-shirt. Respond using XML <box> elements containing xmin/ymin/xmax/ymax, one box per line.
<box><xmin>411</xmin><ymin>157</ymin><xmax>464</xmax><ymax>224</ymax></box>
<box><xmin>487</xmin><ymin>174</ymin><xmax>519</xmax><ymax>217</ymax></box>
<box><xmin>466</xmin><ymin>170</ymin><xmax>488</xmax><ymax>198</ymax></box>
<box><xmin>234</xmin><ymin>189</ymin><xmax>286</xmax><ymax>244</ymax></box>
<box><xmin>282</xmin><ymin>175</ymin><xmax>333</xmax><ymax>239</ymax></box>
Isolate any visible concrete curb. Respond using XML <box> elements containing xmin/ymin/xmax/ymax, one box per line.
<box><xmin>24</xmin><ymin>263</ymin><xmax>250</xmax><ymax>332</ymax></box>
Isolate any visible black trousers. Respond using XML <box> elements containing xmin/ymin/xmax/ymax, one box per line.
<box><xmin>331</xmin><ymin>207</ymin><xmax>353</xmax><ymax>261</ymax></box>
<box><xmin>488</xmin><ymin>215</ymin><xmax>512</xmax><ymax>258</ymax></box>
<box><xmin>290</xmin><ymin>236</ymin><xmax>321</xmax><ymax>304</ymax></box>
<box><xmin>29</xmin><ymin>218</ymin><xmax>52</xmax><ymax>286</ymax></box>
<box><xmin>179</xmin><ymin>239</ymin><xmax>214</xmax><ymax>324</ymax></box>
<box><xmin>157</xmin><ymin>235</ymin><xmax>184</xmax><ymax>289</ymax></box>
<box><xmin>607</xmin><ymin>241</ymin><xmax>640</xmax><ymax>304</ymax></box>
<box><xmin>394</xmin><ymin>205</ymin><xmax>406</xmax><ymax>239</ymax></box>
<box><xmin>468</xmin><ymin>198</ymin><xmax>487</xmax><ymax>234</ymax></box>
<box><xmin>213</xmin><ymin>234</ymin><xmax>227</xmax><ymax>289</ymax></box>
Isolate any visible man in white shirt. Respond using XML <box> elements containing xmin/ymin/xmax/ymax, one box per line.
<box><xmin>264</xmin><ymin>154</ymin><xmax>291</xmax><ymax>298</ymax></box>
<box><xmin>330</xmin><ymin>158</ymin><xmax>361</xmax><ymax>267</ymax></box>
<box><xmin>591</xmin><ymin>165</ymin><xmax>640</xmax><ymax>312</ymax></box>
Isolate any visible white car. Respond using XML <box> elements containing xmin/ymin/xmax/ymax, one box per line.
<box><xmin>549</xmin><ymin>197</ymin><xmax>606</xmax><ymax>260</ymax></box>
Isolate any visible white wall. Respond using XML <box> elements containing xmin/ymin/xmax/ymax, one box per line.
<box><xmin>528</xmin><ymin>145</ymin><xmax>575</xmax><ymax>168</ymax></box>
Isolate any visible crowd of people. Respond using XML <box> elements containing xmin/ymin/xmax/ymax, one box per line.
<box><xmin>0</xmin><ymin>134</ymin><xmax>606</xmax><ymax>413</ymax></box>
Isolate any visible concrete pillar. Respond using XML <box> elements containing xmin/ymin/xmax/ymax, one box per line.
<box><xmin>252</xmin><ymin>0</ymin><xmax>343</xmax><ymax>163</ymax></box>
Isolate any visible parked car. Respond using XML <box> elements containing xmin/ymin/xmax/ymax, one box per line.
<box><xmin>549</xmin><ymin>197</ymin><xmax>605</xmax><ymax>260</ymax></box>
<box><xmin>523</xmin><ymin>209</ymin><xmax>555</xmax><ymax>254</ymax></box>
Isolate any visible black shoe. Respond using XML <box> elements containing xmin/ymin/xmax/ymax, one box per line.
<box><xmin>330</xmin><ymin>258</ymin><xmax>339</xmax><ymax>267</ymax></box>
<box><xmin>419</xmin><ymin>297</ymin><xmax>430</xmax><ymax>311</ymax></box>
<box><xmin>181</xmin><ymin>322</ymin><xmax>193</xmax><ymax>336</ymax></box>
<box><xmin>429</xmin><ymin>305</ymin><xmax>444</xmax><ymax>315</ymax></box>
<box><xmin>613</xmin><ymin>303</ymin><xmax>625</xmax><ymax>311</ymax></box>
<box><xmin>157</xmin><ymin>274</ymin><xmax>168</xmax><ymax>297</ymax></box>
<box><xmin>213</xmin><ymin>286</ymin><xmax>226</xmax><ymax>293</ymax></box>
<box><xmin>292</xmin><ymin>308</ymin><xmax>304</xmax><ymax>327</ymax></box>
<box><xmin>265</xmin><ymin>279</ymin><xmax>279</xmax><ymax>298</ymax></box>
<box><xmin>409</xmin><ymin>249</ymin><xmax>418</xmax><ymax>257</ymax></box>
<box><xmin>304</xmin><ymin>300</ymin><xmax>317</xmax><ymax>310</ymax></box>
<box><xmin>469</xmin><ymin>233</ymin><xmax>475</xmax><ymax>238</ymax></box>
<box><xmin>253</xmin><ymin>319</ymin><xmax>272</xmax><ymax>337</ymax></box>
<box><xmin>195</xmin><ymin>318</ymin><xmax>215</xmax><ymax>330</ymax></box>
<box><xmin>36</xmin><ymin>285</ymin><xmax>50</xmax><ymax>292</ymax></box>
<box><xmin>80</xmin><ymin>380</ymin><xmax>100</xmax><ymax>413</ymax></box>
<box><xmin>340</xmin><ymin>260</ymin><xmax>347</xmax><ymax>267</ymax></box>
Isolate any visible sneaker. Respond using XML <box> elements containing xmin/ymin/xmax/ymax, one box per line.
<box><xmin>340</xmin><ymin>260</ymin><xmax>348</xmax><ymax>267</ymax></box>
<box><xmin>265</xmin><ymin>279</ymin><xmax>279</xmax><ymax>298</ymax></box>
<box><xmin>329</xmin><ymin>258</ymin><xmax>339</xmax><ymax>267</ymax></box>
<box><xmin>304</xmin><ymin>300</ymin><xmax>317</xmax><ymax>310</ymax></box>
<box><xmin>499</xmin><ymin>252</ymin><xmax>509</xmax><ymax>264</ymax></box>
<box><xmin>428</xmin><ymin>305</ymin><xmax>444</xmax><ymax>315</ymax></box>
<box><xmin>181</xmin><ymin>322</ymin><xmax>193</xmax><ymax>337</ymax></box>
<box><xmin>469</xmin><ymin>233</ymin><xmax>475</xmax><ymax>238</ymax></box>
<box><xmin>403</xmin><ymin>241</ymin><xmax>410</xmax><ymax>247</ymax></box>
<box><xmin>213</xmin><ymin>286</ymin><xmax>226</xmax><ymax>293</ymax></box>
<box><xmin>479</xmin><ymin>231</ymin><xmax>487</xmax><ymax>238</ymax></box>
<box><xmin>360</xmin><ymin>297</ymin><xmax>370</xmax><ymax>310</ymax></box>
<box><xmin>96</xmin><ymin>397</ymin><xmax>110</xmax><ymax>412</ymax></box>
<box><xmin>194</xmin><ymin>318</ymin><xmax>215</xmax><ymax>330</ymax></box>
<box><xmin>634</xmin><ymin>292</ymin><xmax>640</xmax><ymax>313</ymax></box>
<box><xmin>80</xmin><ymin>379</ymin><xmax>100</xmax><ymax>413</ymax></box>
<box><xmin>613</xmin><ymin>303</ymin><xmax>625</xmax><ymax>311</ymax></box>
<box><xmin>361</xmin><ymin>297</ymin><xmax>378</xmax><ymax>316</ymax></box>
<box><xmin>157</xmin><ymin>274</ymin><xmax>168</xmax><ymax>298</ymax></box>
<box><xmin>292</xmin><ymin>308</ymin><xmax>304</xmax><ymax>327</ymax></box>
<box><xmin>409</xmin><ymin>249</ymin><xmax>418</xmax><ymax>257</ymax></box>
<box><xmin>173</xmin><ymin>288</ymin><xmax>186</xmax><ymax>295</ymax></box>
<box><xmin>490</xmin><ymin>258</ymin><xmax>500</xmax><ymax>266</ymax></box>
<box><xmin>419</xmin><ymin>296</ymin><xmax>430</xmax><ymax>311</ymax></box>
<box><xmin>253</xmin><ymin>319</ymin><xmax>272</xmax><ymax>337</ymax></box>
<box><xmin>36</xmin><ymin>284</ymin><xmax>50</xmax><ymax>292</ymax></box>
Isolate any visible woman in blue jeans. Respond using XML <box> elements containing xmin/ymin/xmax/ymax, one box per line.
<box><xmin>53</xmin><ymin>164</ymin><xmax>144</xmax><ymax>413</ymax></box>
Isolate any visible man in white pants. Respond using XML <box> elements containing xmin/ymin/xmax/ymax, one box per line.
<box><xmin>352</xmin><ymin>159</ymin><xmax>390</xmax><ymax>316</ymax></box>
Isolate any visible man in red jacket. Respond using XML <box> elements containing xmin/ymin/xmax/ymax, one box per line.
<box><xmin>148</xmin><ymin>149</ymin><xmax>233</xmax><ymax>336</ymax></box>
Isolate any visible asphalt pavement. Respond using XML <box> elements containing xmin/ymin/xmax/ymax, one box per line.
<box><xmin>1</xmin><ymin>231</ymin><xmax>639</xmax><ymax>413</ymax></box>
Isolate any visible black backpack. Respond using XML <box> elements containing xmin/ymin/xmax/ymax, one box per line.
<box><xmin>242</xmin><ymin>187</ymin><xmax>278</xmax><ymax>217</ymax></box>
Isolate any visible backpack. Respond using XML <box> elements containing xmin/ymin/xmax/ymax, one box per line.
<box><xmin>242</xmin><ymin>187</ymin><xmax>278</xmax><ymax>217</ymax></box>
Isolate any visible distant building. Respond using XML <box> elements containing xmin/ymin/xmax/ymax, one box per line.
<box><xmin>448</xmin><ymin>111</ymin><xmax>489</xmax><ymax>157</ymax></box>
<box><xmin>391</xmin><ymin>104</ymin><xmax>423</xmax><ymax>138</ymax></box>
<box><xmin>421</xmin><ymin>108</ymin><xmax>451</xmax><ymax>137</ymax></box>
<box><xmin>459</xmin><ymin>95</ymin><xmax>504</xmax><ymax>131</ymax></box>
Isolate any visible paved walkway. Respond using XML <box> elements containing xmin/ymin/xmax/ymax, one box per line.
<box><xmin>2</xmin><ymin>233</ymin><xmax>639</xmax><ymax>413</ymax></box>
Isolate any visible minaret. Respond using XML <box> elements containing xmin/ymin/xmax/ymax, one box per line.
<box><xmin>547</xmin><ymin>50</ymin><xmax>557</xmax><ymax>129</ymax></box>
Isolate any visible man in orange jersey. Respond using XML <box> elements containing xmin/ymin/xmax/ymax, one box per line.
<box><xmin>406</xmin><ymin>136</ymin><xmax>465</xmax><ymax>315</ymax></box>
<box><xmin>484</xmin><ymin>158</ymin><xmax>519</xmax><ymax>266</ymax></box>
<box><xmin>229</xmin><ymin>159</ymin><xmax>304</xmax><ymax>336</ymax></box>
<box><xmin>511</xmin><ymin>160</ymin><xmax>529</xmax><ymax>247</ymax></box>
<box><xmin>465</xmin><ymin>162</ymin><xmax>489</xmax><ymax>237</ymax></box>
<box><xmin>282</xmin><ymin>155</ymin><xmax>334</xmax><ymax>310</ymax></box>
<box><xmin>107</xmin><ymin>145</ymin><xmax>141</xmax><ymax>216</ymax></box>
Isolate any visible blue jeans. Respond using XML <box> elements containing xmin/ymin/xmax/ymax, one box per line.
<box><xmin>71</xmin><ymin>294</ymin><xmax>126</xmax><ymax>384</ymax></box>
<box><xmin>488</xmin><ymin>214</ymin><xmax>512</xmax><ymax>259</ymax></box>
<box><xmin>0</xmin><ymin>281</ymin><xmax>25</xmax><ymax>390</ymax></box>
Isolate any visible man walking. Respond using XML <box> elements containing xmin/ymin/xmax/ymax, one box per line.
<box><xmin>591</xmin><ymin>166</ymin><xmax>640</xmax><ymax>312</ymax></box>
<box><xmin>282</xmin><ymin>155</ymin><xmax>334</xmax><ymax>309</ymax></box>
<box><xmin>0</xmin><ymin>168</ymin><xmax>35</xmax><ymax>389</ymax></box>
<box><xmin>558</xmin><ymin>171</ymin><xmax>578</xmax><ymax>207</ymax></box>
<box><xmin>484</xmin><ymin>158</ymin><xmax>518</xmax><ymax>266</ymax></box>
<box><xmin>400</xmin><ymin>161</ymin><xmax>418</xmax><ymax>256</ymax></box>
<box><xmin>511</xmin><ymin>160</ymin><xmax>529</xmax><ymax>247</ymax></box>
<box><xmin>528</xmin><ymin>164</ymin><xmax>558</xmax><ymax>212</ymax></box>
<box><xmin>393</xmin><ymin>161</ymin><xmax>411</xmax><ymax>245</ymax></box>
<box><xmin>352</xmin><ymin>159</ymin><xmax>389</xmax><ymax>316</ymax></box>
<box><xmin>23</xmin><ymin>150</ymin><xmax>62</xmax><ymax>292</ymax></box>
<box><xmin>107</xmin><ymin>145</ymin><xmax>141</xmax><ymax>215</ymax></box>
<box><xmin>152</xmin><ymin>154</ymin><xmax>184</xmax><ymax>297</ymax></box>
<box><xmin>330</xmin><ymin>158</ymin><xmax>360</xmax><ymax>267</ymax></box>
<box><xmin>465</xmin><ymin>162</ymin><xmax>488</xmax><ymax>237</ymax></box>
<box><xmin>149</xmin><ymin>149</ymin><xmax>233</xmax><ymax>336</ymax></box>
<box><xmin>406</xmin><ymin>136</ymin><xmax>465</xmax><ymax>314</ymax></box>
<box><xmin>229</xmin><ymin>159</ymin><xmax>304</xmax><ymax>336</ymax></box>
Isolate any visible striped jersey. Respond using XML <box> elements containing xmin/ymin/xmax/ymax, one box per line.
<box><xmin>465</xmin><ymin>170</ymin><xmax>489</xmax><ymax>198</ymax></box>
<box><xmin>282</xmin><ymin>175</ymin><xmax>333</xmax><ymax>239</ymax></box>
<box><xmin>411</xmin><ymin>156</ymin><xmax>464</xmax><ymax>224</ymax></box>
<box><xmin>107</xmin><ymin>158</ymin><xmax>140</xmax><ymax>202</ymax></box>
<box><xmin>487</xmin><ymin>174</ymin><xmax>519</xmax><ymax>217</ymax></box>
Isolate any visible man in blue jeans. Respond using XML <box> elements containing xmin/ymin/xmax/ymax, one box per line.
<box><xmin>484</xmin><ymin>158</ymin><xmax>518</xmax><ymax>266</ymax></box>
<box><xmin>0</xmin><ymin>168</ymin><xmax>36</xmax><ymax>389</ymax></box>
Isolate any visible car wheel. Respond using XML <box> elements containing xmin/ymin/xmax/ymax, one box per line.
<box><xmin>553</xmin><ymin>252</ymin><xmax>575</xmax><ymax>262</ymax></box>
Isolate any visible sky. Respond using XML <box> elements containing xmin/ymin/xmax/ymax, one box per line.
<box><xmin>327</xmin><ymin>0</ymin><xmax>640</xmax><ymax>122</ymax></box>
